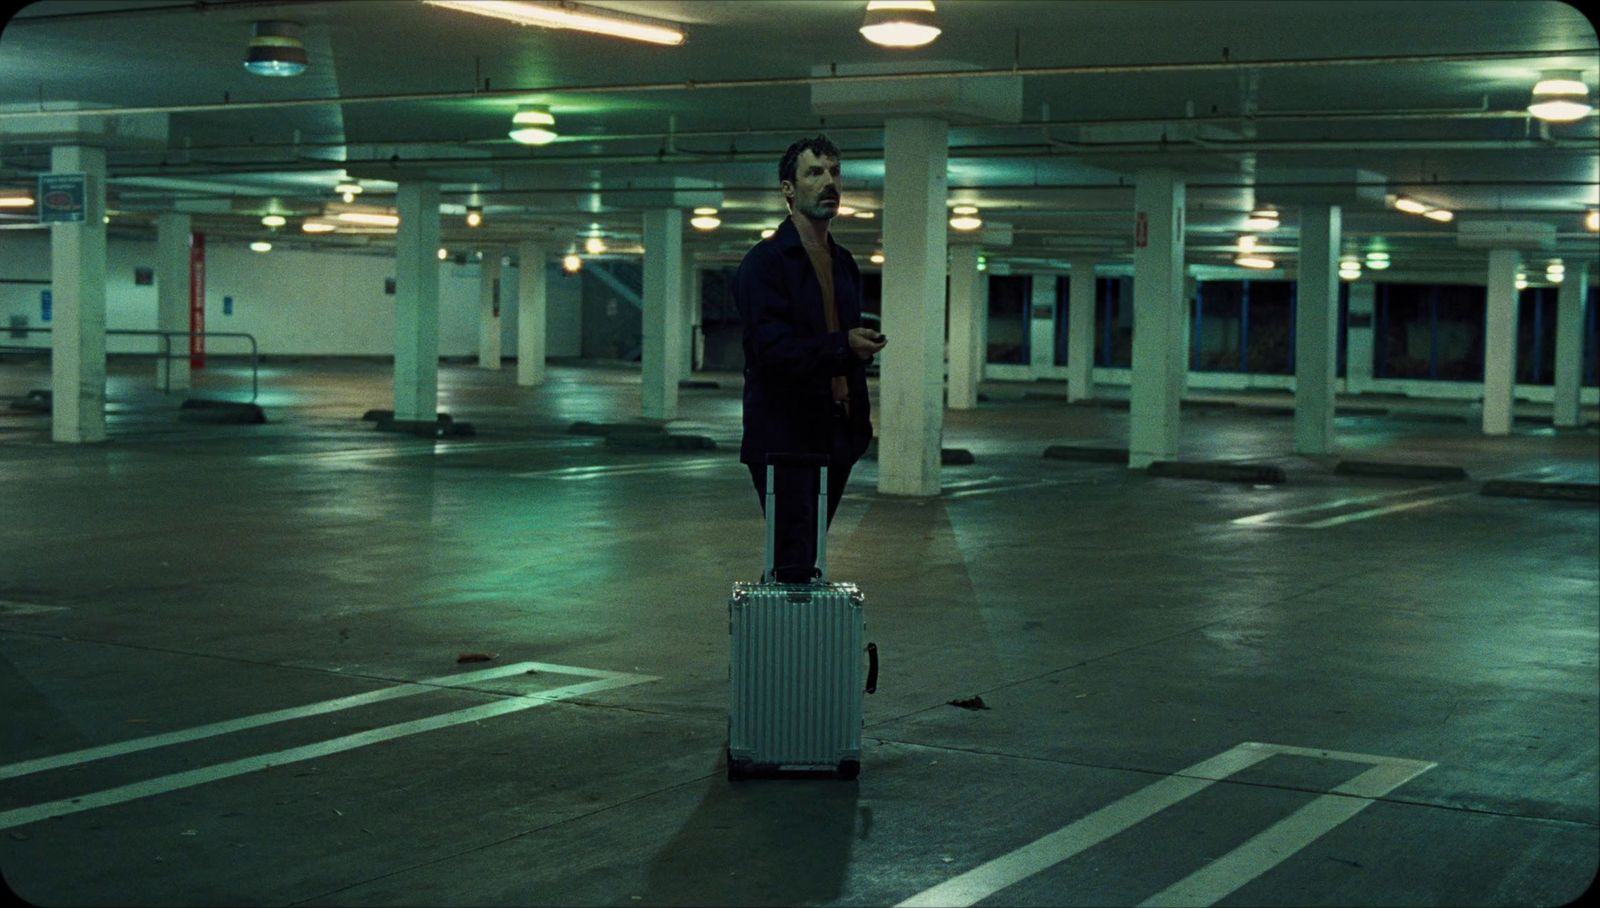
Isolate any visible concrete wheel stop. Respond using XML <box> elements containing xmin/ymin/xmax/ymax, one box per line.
<box><xmin>179</xmin><ymin>398</ymin><xmax>267</xmax><ymax>424</ymax></box>
<box><xmin>363</xmin><ymin>409</ymin><xmax>476</xmax><ymax>437</ymax></box>
<box><xmin>1043</xmin><ymin>445</ymin><xmax>1127</xmax><ymax>463</ymax></box>
<box><xmin>1481</xmin><ymin>480</ymin><xmax>1599</xmax><ymax>504</ymax></box>
<box><xmin>1147</xmin><ymin>460</ymin><xmax>1287</xmax><ymax>484</ymax></box>
<box><xmin>567</xmin><ymin>420</ymin><xmax>665</xmax><ymax>437</ymax></box>
<box><xmin>678</xmin><ymin>379</ymin><xmax>720</xmax><ymax>389</ymax></box>
<box><xmin>1335</xmin><ymin>460</ymin><xmax>1469</xmax><ymax>481</ymax></box>
<box><xmin>864</xmin><ymin>437</ymin><xmax>974</xmax><ymax>464</ymax></box>
<box><xmin>9</xmin><ymin>389</ymin><xmax>50</xmax><ymax>413</ymax></box>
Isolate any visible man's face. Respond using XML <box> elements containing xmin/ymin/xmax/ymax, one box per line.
<box><xmin>784</xmin><ymin>148</ymin><xmax>842</xmax><ymax>221</ymax></box>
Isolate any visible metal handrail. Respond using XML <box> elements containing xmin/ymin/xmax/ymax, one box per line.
<box><xmin>0</xmin><ymin>327</ymin><xmax>260</xmax><ymax>402</ymax></box>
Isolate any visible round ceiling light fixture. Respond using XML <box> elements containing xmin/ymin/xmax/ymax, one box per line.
<box><xmin>243</xmin><ymin>21</ymin><xmax>308</xmax><ymax>77</ymax></box>
<box><xmin>466</xmin><ymin>206</ymin><xmax>483</xmax><ymax>228</ymax></box>
<box><xmin>1527</xmin><ymin>70</ymin><xmax>1593</xmax><ymax>122</ymax></box>
<box><xmin>690</xmin><ymin>207</ymin><xmax>721</xmax><ymax>230</ymax></box>
<box><xmin>563</xmin><ymin>253</ymin><xmax>583</xmax><ymax>273</ymax></box>
<box><xmin>249</xmin><ymin>241</ymin><xmax>273</xmax><ymax>253</ymax></box>
<box><xmin>1243</xmin><ymin>208</ymin><xmax>1280</xmax><ymax>231</ymax></box>
<box><xmin>860</xmin><ymin>0</ymin><xmax>941</xmax><ymax>48</ymax></box>
<box><xmin>584</xmin><ymin>235</ymin><xmax>606</xmax><ymax>255</ymax></box>
<box><xmin>1234</xmin><ymin>254</ymin><xmax>1275</xmax><ymax>270</ymax></box>
<box><xmin>509</xmin><ymin>106</ymin><xmax>559</xmax><ymax>145</ymax></box>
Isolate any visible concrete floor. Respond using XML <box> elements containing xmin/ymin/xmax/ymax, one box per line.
<box><xmin>1</xmin><ymin>354</ymin><xmax>1596</xmax><ymax>907</ymax></box>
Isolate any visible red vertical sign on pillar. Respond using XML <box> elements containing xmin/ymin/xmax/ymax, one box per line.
<box><xmin>189</xmin><ymin>231</ymin><xmax>206</xmax><ymax>370</ymax></box>
<box><xmin>1135</xmin><ymin>212</ymin><xmax>1149</xmax><ymax>248</ymax></box>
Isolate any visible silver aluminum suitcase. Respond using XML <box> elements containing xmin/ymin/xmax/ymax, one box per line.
<box><xmin>728</xmin><ymin>454</ymin><xmax>878</xmax><ymax>780</ymax></box>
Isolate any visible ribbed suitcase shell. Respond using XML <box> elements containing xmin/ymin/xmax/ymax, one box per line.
<box><xmin>728</xmin><ymin>580</ymin><xmax>865</xmax><ymax>775</ymax></box>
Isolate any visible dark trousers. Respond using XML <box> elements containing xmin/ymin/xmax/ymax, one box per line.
<box><xmin>748</xmin><ymin>404</ymin><xmax>857</xmax><ymax>583</ymax></box>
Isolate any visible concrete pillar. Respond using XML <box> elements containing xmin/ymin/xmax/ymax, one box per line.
<box><xmin>1483</xmin><ymin>248</ymin><xmax>1520</xmax><ymax>435</ymax></box>
<box><xmin>478</xmin><ymin>250</ymin><xmax>502</xmax><ymax>369</ymax></box>
<box><xmin>1345</xmin><ymin>279</ymin><xmax>1376</xmax><ymax>394</ymax></box>
<box><xmin>1182</xmin><ymin>273</ymin><xmax>1197</xmax><ymax>376</ymax></box>
<box><xmin>1067</xmin><ymin>259</ymin><xmax>1096</xmax><ymax>401</ymax></box>
<box><xmin>641</xmin><ymin>208</ymin><xmax>684</xmax><ymax>420</ymax></box>
<box><xmin>1295</xmin><ymin>204</ymin><xmax>1341</xmax><ymax>455</ymax></box>
<box><xmin>155</xmin><ymin>212</ymin><xmax>192</xmax><ymax>394</ymax></box>
<box><xmin>1552</xmin><ymin>263</ymin><xmax>1589</xmax><ymax>427</ymax></box>
<box><xmin>394</xmin><ymin>182</ymin><xmax>441</xmax><ymax>421</ymax></box>
<box><xmin>1128</xmin><ymin>169</ymin><xmax>1186</xmax><ymax>469</ymax></box>
<box><xmin>1029</xmin><ymin>273</ymin><xmax>1056</xmax><ymax>378</ymax></box>
<box><xmin>946</xmin><ymin>243</ymin><xmax>982</xmax><ymax>410</ymax></box>
<box><xmin>879</xmin><ymin>116</ymin><xmax>949</xmax><ymax>497</ymax></box>
<box><xmin>49</xmin><ymin>144</ymin><xmax>107</xmax><ymax>444</ymax></box>
<box><xmin>516</xmin><ymin>241</ymin><xmax>547</xmax><ymax>387</ymax></box>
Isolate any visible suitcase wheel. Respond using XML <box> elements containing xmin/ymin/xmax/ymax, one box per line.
<box><xmin>727</xmin><ymin>749</ymin><xmax>746</xmax><ymax>781</ymax></box>
<box><xmin>838</xmin><ymin>759</ymin><xmax>860</xmax><ymax>781</ymax></box>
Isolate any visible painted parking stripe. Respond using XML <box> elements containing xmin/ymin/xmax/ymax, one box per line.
<box><xmin>0</xmin><ymin>668</ymin><xmax>655</xmax><ymax>831</ymax></box>
<box><xmin>897</xmin><ymin>742</ymin><xmax>1434</xmax><ymax>908</ymax></box>
<box><xmin>511</xmin><ymin>457</ymin><xmax>725</xmax><ymax>480</ymax></box>
<box><xmin>0</xmin><ymin>660</ymin><xmax>588</xmax><ymax>782</ymax></box>
<box><xmin>1140</xmin><ymin>757</ymin><xmax>1435</xmax><ymax>907</ymax></box>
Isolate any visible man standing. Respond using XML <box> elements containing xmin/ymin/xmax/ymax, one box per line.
<box><xmin>735</xmin><ymin>134</ymin><xmax>887</xmax><ymax>583</ymax></box>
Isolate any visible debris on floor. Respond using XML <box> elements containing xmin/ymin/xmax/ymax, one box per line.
<box><xmin>947</xmin><ymin>695</ymin><xmax>990</xmax><ymax>710</ymax></box>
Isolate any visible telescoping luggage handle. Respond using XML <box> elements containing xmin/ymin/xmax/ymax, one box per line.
<box><xmin>763</xmin><ymin>452</ymin><xmax>829</xmax><ymax>584</ymax></box>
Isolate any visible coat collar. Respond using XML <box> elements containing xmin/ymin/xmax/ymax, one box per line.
<box><xmin>771</xmin><ymin>214</ymin><xmax>852</xmax><ymax>260</ymax></box>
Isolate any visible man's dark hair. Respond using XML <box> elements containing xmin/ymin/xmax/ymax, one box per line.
<box><xmin>778</xmin><ymin>134</ymin><xmax>841</xmax><ymax>184</ymax></box>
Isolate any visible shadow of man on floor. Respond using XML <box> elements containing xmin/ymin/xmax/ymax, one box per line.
<box><xmin>636</xmin><ymin>756</ymin><xmax>864</xmax><ymax>907</ymax></box>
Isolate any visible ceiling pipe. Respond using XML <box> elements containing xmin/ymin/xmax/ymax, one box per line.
<box><xmin>1</xmin><ymin>48</ymin><xmax>1590</xmax><ymax>121</ymax></box>
<box><xmin>69</xmin><ymin>136</ymin><xmax>1593</xmax><ymax>180</ymax></box>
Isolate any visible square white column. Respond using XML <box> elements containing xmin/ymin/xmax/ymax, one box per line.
<box><xmin>395</xmin><ymin>182</ymin><xmax>441</xmax><ymax>420</ymax></box>
<box><xmin>155</xmin><ymin>212</ymin><xmax>192</xmax><ymax>394</ymax></box>
<box><xmin>1345</xmin><ymin>280</ymin><xmax>1376</xmax><ymax>394</ymax></box>
<box><xmin>879</xmin><ymin>116</ymin><xmax>949</xmax><ymax>497</ymax></box>
<box><xmin>1552</xmin><ymin>262</ymin><xmax>1589</xmax><ymax>427</ymax></box>
<box><xmin>1029</xmin><ymin>273</ymin><xmax>1056</xmax><ymax>377</ymax></box>
<box><xmin>517</xmin><ymin>241</ymin><xmax>547</xmax><ymax>387</ymax></box>
<box><xmin>1067</xmin><ymin>259</ymin><xmax>1097</xmax><ymax>401</ymax></box>
<box><xmin>49</xmin><ymin>144</ymin><xmax>108</xmax><ymax>444</ymax></box>
<box><xmin>946</xmin><ymin>243</ymin><xmax>982</xmax><ymax>410</ymax></box>
<box><xmin>1483</xmin><ymin>248</ymin><xmax>1520</xmax><ymax>435</ymax></box>
<box><xmin>1295</xmin><ymin>204</ymin><xmax>1341</xmax><ymax>455</ymax></box>
<box><xmin>1128</xmin><ymin>169</ymin><xmax>1186</xmax><ymax>469</ymax></box>
<box><xmin>642</xmin><ymin>208</ymin><xmax>684</xmax><ymax>420</ymax></box>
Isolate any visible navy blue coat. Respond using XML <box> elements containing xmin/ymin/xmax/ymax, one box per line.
<box><xmin>734</xmin><ymin>216</ymin><xmax>873</xmax><ymax>466</ymax></box>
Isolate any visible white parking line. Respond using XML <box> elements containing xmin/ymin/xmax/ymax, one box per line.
<box><xmin>897</xmin><ymin>741</ymin><xmax>1435</xmax><ymax>908</ymax></box>
<box><xmin>0</xmin><ymin>661</ymin><xmax>578</xmax><ymax>782</ymax></box>
<box><xmin>0</xmin><ymin>663</ymin><xmax>656</xmax><ymax>831</ymax></box>
<box><xmin>510</xmin><ymin>457</ymin><xmax>725</xmax><ymax>480</ymax></box>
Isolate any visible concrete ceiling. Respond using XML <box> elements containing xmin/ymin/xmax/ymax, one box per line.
<box><xmin>0</xmin><ymin>0</ymin><xmax>1596</xmax><ymax>278</ymax></box>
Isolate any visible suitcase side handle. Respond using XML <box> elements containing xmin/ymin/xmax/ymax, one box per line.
<box><xmin>865</xmin><ymin>642</ymin><xmax>878</xmax><ymax>694</ymax></box>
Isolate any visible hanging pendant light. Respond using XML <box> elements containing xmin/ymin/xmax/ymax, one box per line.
<box><xmin>243</xmin><ymin>21</ymin><xmax>308</xmax><ymax>77</ymax></box>
<box><xmin>1527</xmin><ymin>70</ymin><xmax>1593</xmax><ymax>122</ymax></box>
<box><xmin>860</xmin><ymin>1</ymin><xmax>941</xmax><ymax>48</ymax></box>
<box><xmin>509</xmin><ymin>106</ymin><xmax>559</xmax><ymax>145</ymax></box>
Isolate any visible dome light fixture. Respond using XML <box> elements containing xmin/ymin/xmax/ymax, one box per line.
<box><xmin>261</xmin><ymin>214</ymin><xmax>286</xmax><ymax>228</ymax></box>
<box><xmin>336</xmin><ymin>180</ymin><xmax>362</xmax><ymax>203</ymax></box>
<box><xmin>860</xmin><ymin>0</ymin><xmax>941</xmax><ymax>48</ymax></box>
<box><xmin>466</xmin><ymin>206</ymin><xmax>483</xmax><ymax>228</ymax></box>
<box><xmin>1586</xmin><ymin>209</ymin><xmax>1599</xmax><ymax>232</ymax></box>
<box><xmin>509</xmin><ymin>106</ymin><xmax>559</xmax><ymax>145</ymax></box>
<box><xmin>438</xmin><ymin>247</ymin><xmax>450</xmax><ymax>260</ymax></box>
<box><xmin>1339</xmin><ymin>257</ymin><xmax>1362</xmax><ymax>281</ymax></box>
<box><xmin>1546</xmin><ymin>261</ymin><xmax>1565</xmax><ymax>283</ymax></box>
<box><xmin>584</xmin><ymin>235</ymin><xmax>607</xmax><ymax>254</ymax></box>
<box><xmin>870</xmin><ymin>251</ymin><xmax>885</xmax><ymax>264</ymax></box>
<box><xmin>760</xmin><ymin>228</ymin><xmax>776</xmax><ymax>239</ymax></box>
<box><xmin>243</xmin><ymin>21</ymin><xmax>308</xmax><ymax>77</ymax></box>
<box><xmin>1527</xmin><ymin>70</ymin><xmax>1593</xmax><ymax>122</ymax></box>
<box><xmin>563</xmin><ymin>253</ymin><xmax>583</xmax><ymax>272</ymax></box>
<box><xmin>1243</xmin><ymin>208</ymin><xmax>1280</xmax><ymax>231</ymax></box>
<box><xmin>301</xmin><ymin>220</ymin><xmax>336</xmax><ymax>233</ymax></box>
<box><xmin>1393</xmin><ymin>196</ymin><xmax>1429</xmax><ymax>215</ymax></box>
<box><xmin>1235</xmin><ymin>254</ymin><xmax>1275</xmax><ymax>270</ymax></box>
<box><xmin>690</xmin><ymin>207</ymin><xmax>721</xmax><ymax>230</ymax></box>
<box><xmin>948</xmin><ymin>205</ymin><xmax>982</xmax><ymax>231</ymax></box>
<box><xmin>1365</xmin><ymin>250</ymin><xmax>1391</xmax><ymax>270</ymax></box>
<box><xmin>249</xmin><ymin>241</ymin><xmax>273</xmax><ymax>253</ymax></box>
<box><xmin>1422</xmin><ymin>208</ymin><xmax>1454</xmax><ymax>223</ymax></box>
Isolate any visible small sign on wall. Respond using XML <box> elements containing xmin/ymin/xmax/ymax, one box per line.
<box><xmin>1032</xmin><ymin>305</ymin><xmax>1053</xmax><ymax>320</ymax></box>
<box><xmin>1348</xmin><ymin>313</ymin><xmax>1373</xmax><ymax>328</ymax></box>
<box><xmin>41</xmin><ymin>289</ymin><xmax>51</xmax><ymax>322</ymax></box>
<box><xmin>384</xmin><ymin>277</ymin><xmax>396</xmax><ymax>295</ymax></box>
<box><xmin>134</xmin><ymin>267</ymin><xmax>154</xmax><ymax>286</ymax></box>
<box><xmin>223</xmin><ymin>295</ymin><xmax>233</xmax><ymax>316</ymax></box>
<box><xmin>37</xmin><ymin>174</ymin><xmax>86</xmax><ymax>223</ymax></box>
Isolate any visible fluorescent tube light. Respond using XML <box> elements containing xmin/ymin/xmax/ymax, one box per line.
<box><xmin>336</xmin><ymin>211</ymin><xmax>400</xmax><ymax>227</ymax></box>
<box><xmin>423</xmin><ymin>1</ymin><xmax>685</xmax><ymax>46</ymax></box>
<box><xmin>1393</xmin><ymin>196</ymin><xmax>1428</xmax><ymax>214</ymax></box>
<box><xmin>1422</xmin><ymin>208</ymin><xmax>1454</xmax><ymax>223</ymax></box>
<box><xmin>0</xmin><ymin>193</ymin><xmax>35</xmax><ymax>207</ymax></box>
<box><xmin>949</xmin><ymin>215</ymin><xmax>983</xmax><ymax>231</ymax></box>
<box><xmin>1243</xmin><ymin>209</ymin><xmax>1279</xmax><ymax>231</ymax></box>
<box><xmin>1235</xmin><ymin>255</ymin><xmax>1275</xmax><ymax>270</ymax></box>
<box><xmin>301</xmin><ymin>220</ymin><xmax>336</xmax><ymax>233</ymax></box>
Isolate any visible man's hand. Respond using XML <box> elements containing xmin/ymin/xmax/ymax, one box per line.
<box><xmin>848</xmin><ymin>327</ymin><xmax>887</xmax><ymax>362</ymax></box>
